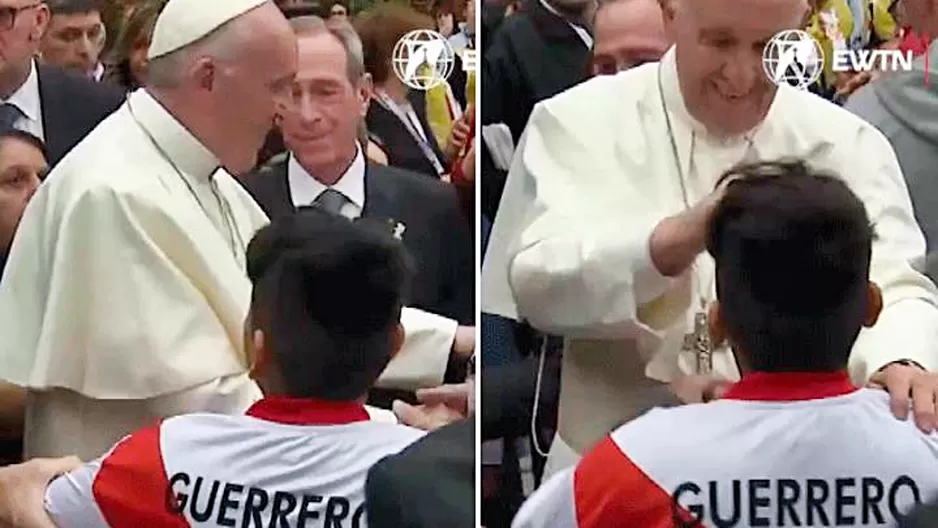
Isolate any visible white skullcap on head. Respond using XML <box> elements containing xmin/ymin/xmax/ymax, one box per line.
<box><xmin>147</xmin><ymin>0</ymin><xmax>269</xmax><ymax>60</ymax></box>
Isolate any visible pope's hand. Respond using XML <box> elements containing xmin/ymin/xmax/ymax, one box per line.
<box><xmin>868</xmin><ymin>362</ymin><xmax>938</xmax><ymax>432</ymax></box>
<box><xmin>670</xmin><ymin>374</ymin><xmax>732</xmax><ymax>404</ymax></box>
<box><xmin>0</xmin><ymin>456</ymin><xmax>82</xmax><ymax>528</ymax></box>
<box><xmin>650</xmin><ymin>177</ymin><xmax>736</xmax><ymax>277</ymax></box>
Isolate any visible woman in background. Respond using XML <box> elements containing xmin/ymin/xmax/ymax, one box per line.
<box><xmin>103</xmin><ymin>0</ymin><xmax>166</xmax><ymax>91</ymax></box>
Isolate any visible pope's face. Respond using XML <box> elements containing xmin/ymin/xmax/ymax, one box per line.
<box><xmin>281</xmin><ymin>31</ymin><xmax>369</xmax><ymax>178</ymax></box>
<box><xmin>0</xmin><ymin>135</ymin><xmax>44</xmax><ymax>253</ymax></box>
<box><xmin>591</xmin><ymin>0</ymin><xmax>671</xmax><ymax>76</ymax></box>
<box><xmin>665</xmin><ymin>0</ymin><xmax>810</xmax><ymax>136</ymax></box>
<box><xmin>210</xmin><ymin>5</ymin><xmax>297</xmax><ymax>175</ymax></box>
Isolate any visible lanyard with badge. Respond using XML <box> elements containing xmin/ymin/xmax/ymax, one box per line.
<box><xmin>373</xmin><ymin>90</ymin><xmax>446</xmax><ymax>177</ymax></box>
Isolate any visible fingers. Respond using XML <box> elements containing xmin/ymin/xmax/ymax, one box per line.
<box><xmin>887</xmin><ymin>370</ymin><xmax>913</xmax><ymax>420</ymax></box>
<box><xmin>37</xmin><ymin>456</ymin><xmax>83</xmax><ymax>479</ymax></box>
<box><xmin>417</xmin><ymin>384</ymin><xmax>469</xmax><ymax>410</ymax></box>
<box><xmin>392</xmin><ymin>400</ymin><xmax>434</xmax><ymax>430</ymax></box>
<box><xmin>911</xmin><ymin>377</ymin><xmax>938</xmax><ymax>433</ymax></box>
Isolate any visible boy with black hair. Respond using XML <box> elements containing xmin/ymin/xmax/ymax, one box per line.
<box><xmin>40</xmin><ymin>207</ymin><xmax>426</xmax><ymax>526</ymax></box>
<box><xmin>513</xmin><ymin>160</ymin><xmax>938</xmax><ymax>527</ymax></box>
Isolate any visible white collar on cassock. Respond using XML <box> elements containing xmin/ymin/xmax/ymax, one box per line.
<box><xmin>286</xmin><ymin>144</ymin><xmax>366</xmax><ymax>211</ymax></box>
<box><xmin>127</xmin><ymin>89</ymin><xmax>220</xmax><ymax>181</ymax></box>
<box><xmin>5</xmin><ymin>60</ymin><xmax>41</xmax><ymax>125</ymax></box>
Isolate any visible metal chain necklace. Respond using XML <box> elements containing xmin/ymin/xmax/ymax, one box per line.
<box><xmin>127</xmin><ymin>97</ymin><xmax>246</xmax><ymax>266</ymax></box>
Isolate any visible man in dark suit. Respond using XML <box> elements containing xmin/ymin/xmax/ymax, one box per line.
<box><xmin>241</xmin><ymin>17</ymin><xmax>474</xmax><ymax>326</ymax></box>
<box><xmin>365</xmin><ymin>419</ymin><xmax>476</xmax><ymax>528</ymax></box>
<box><xmin>0</xmin><ymin>1</ymin><xmax>122</xmax><ymax>168</ymax></box>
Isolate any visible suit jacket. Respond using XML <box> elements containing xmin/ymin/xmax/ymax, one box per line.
<box><xmin>365</xmin><ymin>419</ymin><xmax>475</xmax><ymax>528</ymax></box>
<box><xmin>241</xmin><ymin>158</ymin><xmax>475</xmax><ymax>325</ymax></box>
<box><xmin>480</xmin><ymin>0</ymin><xmax>591</xmax><ymax>218</ymax></box>
<box><xmin>37</xmin><ymin>65</ymin><xmax>124</xmax><ymax>167</ymax></box>
<box><xmin>366</xmin><ymin>91</ymin><xmax>449</xmax><ymax>179</ymax></box>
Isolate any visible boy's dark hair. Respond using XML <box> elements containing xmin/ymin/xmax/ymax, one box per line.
<box><xmin>706</xmin><ymin>160</ymin><xmax>875</xmax><ymax>372</ymax></box>
<box><xmin>246</xmin><ymin>207</ymin><xmax>413</xmax><ymax>401</ymax></box>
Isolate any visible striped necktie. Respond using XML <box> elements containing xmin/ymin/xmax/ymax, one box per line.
<box><xmin>313</xmin><ymin>188</ymin><xmax>349</xmax><ymax>216</ymax></box>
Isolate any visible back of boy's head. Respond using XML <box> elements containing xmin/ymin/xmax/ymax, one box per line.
<box><xmin>246</xmin><ymin>207</ymin><xmax>413</xmax><ymax>401</ymax></box>
<box><xmin>705</xmin><ymin>160</ymin><xmax>874</xmax><ymax>372</ymax></box>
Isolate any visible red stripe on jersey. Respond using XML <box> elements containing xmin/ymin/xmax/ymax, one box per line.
<box><xmin>573</xmin><ymin>437</ymin><xmax>700</xmax><ymax>528</ymax></box>
<box><xmin>92</xmin><ymin>422</ymin><xmax>188</xmax><ymax>527</ymax></box>
<box><xmin>245</xmin><ymin>397</ymin><xmax>370</xmax><ymax>425</ymax></box>
<box><xmin>722</xmin><ymin>371</ymin><xmax>856</xmax><ymax>402</ymax></box>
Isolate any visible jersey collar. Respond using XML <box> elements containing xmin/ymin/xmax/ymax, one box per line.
<box><xmin>245</xmin><ymin>396</ymin><xmax>370</xmax><ymax>425</ymax></box>
<box><xmin>722</xmin><ymin>371</ymin><xmax>857</xmax><ymax>402</ymax></box>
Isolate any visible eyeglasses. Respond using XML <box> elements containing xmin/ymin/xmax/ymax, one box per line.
<box><xmin>0</xmin><ymin>2</ymin><xmax>40</xmax><ymax>31</ymax></box>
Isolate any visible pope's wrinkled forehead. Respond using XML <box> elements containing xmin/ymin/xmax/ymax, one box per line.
<box><xmin>675</xmin><ymin>0</ymin><xmax>810</xmax><ymax>42</ymax></box>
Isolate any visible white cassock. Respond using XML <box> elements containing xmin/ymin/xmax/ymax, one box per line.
<box><xmin>482</xmin><ymin>47</ymin><xmax>938</xmax><ymax>477</ymax></box>
<box><xmin>0</xmin><ymin>89</ymin><xmax>457</xmax><ymax>460</ymax></box>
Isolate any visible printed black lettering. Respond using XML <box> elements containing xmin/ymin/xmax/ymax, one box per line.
<box><xmin>888</xmin><ymin>475</ymin><xmax>922</xmax><ymax>521</ymax></box>
<box><xmin>167</xmin><ymin>472</ymin><xmax>190</xmax><ymax>514</ymax></box>
<box><xmin>776</xmin><ymin>478</ymin><xmax>801</xmax><ymax>526</ymax></box>
<box><xmin>748</xmin><ymin>479</ymin><xmax>771</xmax><ymax>526</ymax></box>
<box><xmin>805</xmin><ymin>479</ymin><xmax>830</xmax><ymax>526</ymax></box>
<box><xmin>861</xmin><ymin>477</ymin><xmax>885</xmax><ymax>524</ymax></box>
<box><xmin>268</xmin><ymin>491</ymin><xmax>298</xmax><ymax>528</ymax></box>
<box><xmin>709</xmin><ymin>480</ymin><xmax>741</xmax><ymax>528</ymax></box>
<box><xmin>241</xmin><ymin>487</ymin><xmax>269</xmax><ymax>528</ymax></box>
<box><xmin>834</xmin><ymin>478</ymin><xmax>856</xmax><ymax>525</ymax></box>
<box><xmin>297</xmin><ymin>495</ymin><xmax>323</xmax><ymax>527</ymax></box>
<box><xmin>324</xmin><ymin>496</ymin><xmax>351</xmax><ymax>527</ymax></box>
<box><xmin>351</xmin><ymin>503</ymin><xmax>366</xmax><ymax>528</ymax></box>
<box><xmin>190</xmin><ymin>477</ymin><xmax>220</xmax><ymax>523</ymax></box>
<box><xmin>672</xmin><ymin>482</ymin><xmax>703</xmax><ymax>522</ymax></box>
<box><xmin>217</xmin><ymin>483</ymin><xmax>244</xmax><ymax>527</ymax></box>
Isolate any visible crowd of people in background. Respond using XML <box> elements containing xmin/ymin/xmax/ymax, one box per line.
<box><xmin>0</xmin><ymin>0</ymin><xmax>477</xmax><ymax>525</ymax></box>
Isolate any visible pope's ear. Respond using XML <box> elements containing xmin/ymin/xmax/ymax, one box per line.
<box><xmin>191</xmin><ymin>58</ymin><xmax>217</xmax><ymax>91</ymax></box>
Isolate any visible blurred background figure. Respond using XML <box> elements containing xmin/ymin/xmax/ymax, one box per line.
<box><xmin>0</xmin><ymin>129</ymin><xmax>45</xmax><ymax>273</ymax></box>
<box><xmin>433</xmin><ymin>0</ymin><xmax>458</xmax><ymax>36</ymax></box>
<box><xmin>102</xmin><ymin>0</ymin><xmax>166</xmax><ymax>90</ymax></box>
<box><xmin>588</xmin><ymin>0</ymin><xmax>669</xmax><ymax>77</ymax></box>
<box><xmin>327</xmin><ymin>0</ymin><xmax>348</xmax><ymax>22</ymax></box>
<box><xmin>39</xmin><ymin>0</ymin><xmax>107</xmax><ymax>81</ymax></box>
<box><xmin>0</xmin><ymin>129</ymin><xmax>46</xmax><ymax>466</ymax></box>
<box><xmin>356</xmin><ymin>3</ymin><xmax>467</xmax><ymax>179</ymax></box>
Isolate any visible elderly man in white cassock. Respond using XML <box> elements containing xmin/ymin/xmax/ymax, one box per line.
<box><xmin>483</xmin><ymin>0</ymin><xmax>938</xmax><ymax>478</ymax></box>
<box><xmin>0</xmin><ymin>0</ymin><xmax>467</xmax><ymax>461</ymax></box>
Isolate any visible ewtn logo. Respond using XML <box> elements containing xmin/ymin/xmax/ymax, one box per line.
<box><xmin>762</xmin><ymin>29</ymin><xmax>916</xmax><ymax>90</ymax></box>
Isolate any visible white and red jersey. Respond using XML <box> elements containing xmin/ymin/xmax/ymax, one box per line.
<box><xmin>44</xmin><ymin>397</ymin><xmax>425</xmax><ymax>527</ymax></box>
<box><xmin>513</xmin><ymin>372</ymin><xmax>938</xmax><ymax>528</ymax></box>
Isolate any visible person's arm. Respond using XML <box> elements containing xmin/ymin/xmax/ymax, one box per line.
<box><xmin>44</xmin><ymin>422</ymin><xmax>183</xmax><ymax>526</ymax></box>
<box><xmin>376</xmin><ymin>309</ymin><xmax>474</xmax><ymax>391</ymax></box>
<box><xmin>0</xmin><ymin>457</ymin><xmax>81</xmax><ymax>528</ymax></box>
<box><xmin>841</xmin><ymin>125</ymin><xmax>938</xmax><ymax>380</ymax></box>
<box><xmin>505</xmin><ymin>104</ymin><xmax>717</xmax><ymax>339</ymax></box>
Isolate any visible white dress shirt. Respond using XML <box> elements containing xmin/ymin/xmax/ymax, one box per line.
<box><xmin>4</xmin><ymin>60</ymin><xmax>44</xmax><ymax>141</ymax></box>
<box><xmin>287</xmin><ymin>145</ymin><xmax>365</xmax><ymax>219</ymax></box>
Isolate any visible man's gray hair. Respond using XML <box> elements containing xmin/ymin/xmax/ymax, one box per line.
<box><xmin>289</xmin><ymin>15</ymin><xmax>366</xmax><ymax>82</ymax></box>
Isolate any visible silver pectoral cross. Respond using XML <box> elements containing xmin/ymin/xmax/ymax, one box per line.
<box><xmin>683</xmin><ymin>311</ymin><xmax>713</xmax><ymax>375</ymax></box>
